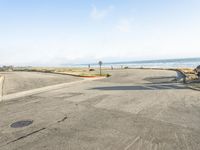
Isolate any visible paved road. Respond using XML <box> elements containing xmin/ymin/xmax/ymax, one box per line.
<box><xmin>0</xmin><ymin>71</ymin><xmax>82</xmax><ymax>95</ymax></box>
<box><xmin>0</xmin><ymin>69</ymin><xmax>200</xmax><ymax>150</ymax></box>
<box><xmin>2</xmin><ymin>78</ymin><xmax>100</xmax><ymax>101</ymax></box>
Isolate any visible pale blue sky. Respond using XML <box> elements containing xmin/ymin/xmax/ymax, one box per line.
<box><xmin>0</xmin><ymin>0</ymin><xmax>200</xmax><ymax>66</ymax></box>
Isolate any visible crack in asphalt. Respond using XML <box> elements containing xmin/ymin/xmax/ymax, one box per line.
<box><xmin>1</xmin><ymin>114</ymin><xmax>71</xmax><ymax>147</ymax></box>
<box><xmin>57</xmin><ymin>116</ymin><xmax>68</xmax><ymax>123</ymax></box>
<box><xmin>5</xmin><ymin>128</ymin><xmax>46</xmax><ymax>145</ymax></box>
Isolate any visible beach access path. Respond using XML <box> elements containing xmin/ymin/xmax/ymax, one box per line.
<box><xmin>0</xmin><ymin>69</ymin><xmax>200</xmax><ymax>150</ymax></box>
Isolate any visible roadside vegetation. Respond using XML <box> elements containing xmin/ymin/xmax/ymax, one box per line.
<box><xmin>176</xmin><ymin>68</ymin><xmax>200</xmax><ymax>90</ymax></box>
<box><xmin>176</xmin><ymin>68</ymin><xmax>198</xmax><ymax>81</ymax></box>
<box><xmin>14</xmin><ymin>67</ymin><xmax>111</xmax><ymax>78</ymax></box>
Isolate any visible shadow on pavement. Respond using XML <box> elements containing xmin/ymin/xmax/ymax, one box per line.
<box><xmin>144</xmin><ymin>76</ymin><xmax>177</xmax><ymax>84</ymax></box>
<box><xmin>90</xmin><ymin>84</ymin><xmax>187</xmax><ymax>91</ymax></box>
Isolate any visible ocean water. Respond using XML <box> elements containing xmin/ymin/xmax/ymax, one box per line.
<box><xmin>80</xmin><ymin>58</ymin><xmax>200</xmax><ymax>69</ymax></box>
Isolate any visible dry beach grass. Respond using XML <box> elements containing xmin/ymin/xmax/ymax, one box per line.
<box><xmin>14</xmin><ymin>67</ymin><xmax>111</xmax><ymax>77</ymax></box>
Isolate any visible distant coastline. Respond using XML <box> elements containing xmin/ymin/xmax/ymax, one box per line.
<box><xmin>76</xmin><ymin>57</ymin><xmax>200</xmax><ymax>68</ymax></box>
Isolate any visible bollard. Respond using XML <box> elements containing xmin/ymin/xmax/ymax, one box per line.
<box><xmin>0</xmin><ymin>76</ymin><xmax>4</xmax><ymax>101</ymax></box>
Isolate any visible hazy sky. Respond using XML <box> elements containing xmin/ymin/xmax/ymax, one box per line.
<box><xmin>0</xmin><ymin>0</ymin><xmax>200</xmax><ymax>66</ymax></box>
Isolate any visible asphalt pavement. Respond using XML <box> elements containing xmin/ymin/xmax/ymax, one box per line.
<box><xmin>0</xmin><ymin>69</ymin><xmax>200</xmax><ymax>150</ymax></box>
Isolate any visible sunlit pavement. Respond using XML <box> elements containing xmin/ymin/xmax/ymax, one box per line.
<box><xmin>0</xmin><ymin>69</ymin><xmax>200</xmax><ymax>150</ymax></box>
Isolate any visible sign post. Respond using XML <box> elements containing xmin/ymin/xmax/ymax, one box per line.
<box><xmin>98</xmin><ymin>61</ymin><xmax>103</xmax><ymax>76</ymax></box>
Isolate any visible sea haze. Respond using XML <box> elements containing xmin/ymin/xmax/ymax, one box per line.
<box><xmin>78</xmin><ymin>58</ymin><xmax>200</xmax><ymax>68</ymax></box>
